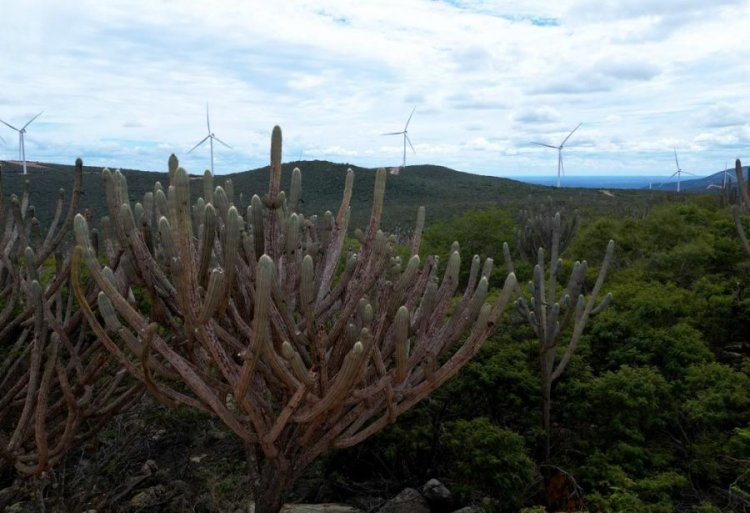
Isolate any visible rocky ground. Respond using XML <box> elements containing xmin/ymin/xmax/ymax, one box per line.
<box><xmin>1</xmin><ymin>399</ymin><xmax>490</xmax><ymax>513</ymax></box>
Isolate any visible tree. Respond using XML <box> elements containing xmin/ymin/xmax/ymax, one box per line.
<box><xmin>70</xmin><ymin>126</ymin><xmax>518</xmax><ymax>513</ymax></box>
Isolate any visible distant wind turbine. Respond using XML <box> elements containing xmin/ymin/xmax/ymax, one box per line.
<box><xmin>383</xmin><ymin>107</ymin><xmax>416</xmax><ymax>168</ymax></box>
<box><xmin>188</xmin><ymin>104</ymin><xmax>232</xmax><ymax>175</ymax></box>
<box><xmin>663</xmin><ymin>148</ymin><xmax>696</xmax><ymax>193</ymax></box>
<box><xmin>0</xmin><ymin>111</ymin><xmax>43</xmax><ymax>175</ymax></box>
<box><xmin>531</xmin><ymin>122</ymin><xmax>582</xmax><ymax>188</ymax></box>
<box><xmin>707</xmin><ymin>162</ymin><xmax>730</xmax><ymax>190</ymax></box>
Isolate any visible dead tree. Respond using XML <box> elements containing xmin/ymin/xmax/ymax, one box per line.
<box><xmin>504</xmin><ymin>212</ymin><xmax>613</xmax><ymax>460</ymax></box>
<box><xmin>70</xmin><ymin>126</ymin><xmax>518</xmax><ymax>513</ymax></box>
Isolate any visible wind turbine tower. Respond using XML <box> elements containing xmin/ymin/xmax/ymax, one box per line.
<box><xmin>532</xmin><ymin>122</ymin><xmax>582</xmax><ymax>188</ymax></box>
<box><xmin>0</xmin><ymin>112</ymin><xmax>43</xmax><ymax>175</ymax></box>
<box><xmin>188</xmin><ymin>104</ymin><xmax>232</xmax><ymax>175</ymax></box>
<box><xmin>383</xmin><ymin>107</ymin><xmax>416</xmax><ymax>168</ymax></box>
<box><xmin>669</xmin><ymin>148</ymin><xmax>696</xmax><ymax>193</ymax></box>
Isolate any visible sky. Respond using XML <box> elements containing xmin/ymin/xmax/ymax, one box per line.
<box><xmin>1</xmin><ymin>0</ymin><xmax>750</xmax><ymax>178</ymax></box>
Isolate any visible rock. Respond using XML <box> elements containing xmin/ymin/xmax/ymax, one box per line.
<box><xmin>141</xmin><ymin>459</ymin><xmax>158</xmax><ymax>474</ymax></box>
<box><xmin>6</xmin><ymin>503</ymin><xmax>34</xmax><ymax>513</ymax></box>
<box><xmin>349</xmin><ymin>495</ymin><xmax>384</xmax><ymax>512</ymax></box>
<box><xmin>377</xmin><ymin>488</ymin><xmax>430</xmax><ymax>513</ymax></box>
<box><xmin>248</xmin><ymin>504</ymin><xmax>363</xmax><ymax>512</ymax></box>
<box><xmin>283</xmin><ymin>506</ymin><xmax>363</xmax><ymax>512</ymax></box>
<box><xmin>129</xmin><ymin>485</ymin><xmax>168</xmax><ymax>509</ymax></box>
<box><xmin>451</xmin><ymin>507</ymin><xmax>485</xmax><ymax>513</ymax></box>
<box><xmin>420</xmin><ymin>479</ymin><xmax>453</xmax><ymax>511</ymax></box>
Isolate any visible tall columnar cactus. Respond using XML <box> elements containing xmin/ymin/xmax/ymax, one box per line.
<box><xmin>734</xmin><ymin>159</ymin><xmax>750</xmax><ymax>256</ymax></box>
<box><xmin>504</xmin><ymin>212</ymin><xmax>613</xmax><ymax>459</ymax></box>
<box><xmin>516</xmin><ymin>198</ymin><xmax>579</xmax><ymax>264</ymax></box>
<box><xmin>0</xmin><ymin>160</ymin><xmax>142</xmax><ymax>496</ymax></box>
<box><xmin>71</xmin><ymin>126</ymin><xmax>518</xmax><ymax>513</ymax></box>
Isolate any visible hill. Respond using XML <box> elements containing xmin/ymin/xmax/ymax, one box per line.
<box><xmin>1</xmin><ymin>158</ymin><xmax>669</xmax><ymax>233</ymax></box>
<box><xmin>656</xmin><ymin>165</ymin><xmax>750</xmax><ymax>192</ymax></box>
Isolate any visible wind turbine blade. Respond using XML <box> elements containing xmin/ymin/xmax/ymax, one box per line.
<box><xmin>681</xmin><ymin>170</ymin><xmax>698</xmax><ymax>176</ymax></box>
<box><xmin>213</xmin><ymin>135</ymin><xmax>232</xmax><ymax>149</ymax></box>
<box><xmin>382</xmin><ymin>131</ymin><xmax>405</xmax><ymax>136</ymax></box>
<box><xmin>560</xmin><ymin>122</ymin><xmax>582</xmax><ymax>147</ymax></box>
<box><xmin>0</xmin><ymin>119</ymin><xmax>20</xmax><ymax>131</ymax></box>
<box><xmin>22</xmin><ymin>111</ymin><xmax>44</xmax><ymax>130</ymax></box>
<box><xmin>531</xmin><ymin>142</ymin><xmax>558</xmax><ymax>149</ymax></box>
<box><xmin>404</xmin><ymin>106</ymin><xmax>416</xmax><ymax>130</ymax></box>
<box><xmin>0</xmin><ymin>134</ymin><xmax>4</xmax><ymax>144</ymax></box>
<box><xmin>206</xmin><ymin>103</ymin><xmax>211</xmax><ymax>133</ymax></box>
<box><xmin>406</xmin><ymin>134</ymin><xmax>415</xmax><ymax>153</ymax></box>
<box><xmin>188</xmin><ymin>135</ymin><xmax>211</xmax><ymax>153</ymax></box>
<box><xmin>673</xmin><ymin>148</ymin><xmax>680</xmax><ymax>170</ymax></box>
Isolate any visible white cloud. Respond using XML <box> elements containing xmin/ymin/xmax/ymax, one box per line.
<box><xmin>0</xmin><ymin>0</ymin><xmax>748</xmax><ymax>177</ymax></box>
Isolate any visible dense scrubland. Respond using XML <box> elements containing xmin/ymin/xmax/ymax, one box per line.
<box><xmin>1</xmin><ymin>146</ymin><xmax>749</xmax><ymax>513</ymax></box>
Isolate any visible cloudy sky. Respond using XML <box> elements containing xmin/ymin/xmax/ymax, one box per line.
<box><xmin>1</xmin><ymin>0</ymin><xmax>749</xmax><ymax>178</ymax></box>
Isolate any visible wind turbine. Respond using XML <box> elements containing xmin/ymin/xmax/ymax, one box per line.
<box><xmin>188</xmin><ymin>104</ymin><xmax>232</xmax><ymax>175</ymax></box>
<box><xmin>383</xmin><ymin>106</ymin><xmax>416</xmax><ymax>168</ymax></box>
<box><xmin>0</xmin><ymin>111</ymin><xmax>43</xmax><ymax>175</ymax></box>
<box><xmin>707</xmin><ymin>162</ymin><xmax>729</xmax><ymax>190</ymax></box>
<box><xmin>531</xmin><ymin>122</ymin><xmax>582</xmax><ymax>188</ymax></box>
<box><xmin>665</xmin><ymin>148</ymin><xmax>696</xmax><ymax>193</ymax></box>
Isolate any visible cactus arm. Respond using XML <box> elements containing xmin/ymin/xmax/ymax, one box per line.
<box><xmin>316</xmin><ymin>170</ymin><xmax>354</xmax><ymax>303</ymax></box>
<box><xmin>334</xmin><ymin>275</ymin><xmax>516</xmax><ymax>450</ymax></box>
<box><xmin>138</xmin><ymin>323</ymin><xmax>177</xmax><ymax>408</ymax></box>
<box><xmin>551</xmin><ymin>240</ymin><xmax>614</xmax><ymax>382</ymax></box>
<box><xmin>236</xmin><ymin>255</ymin><xmax>274</xmax><ymax>400</ymax></box>
<box><xmin>736</xmin><ymin>158</ymin><xmax>750</xmax><ymax>209</ymax></box>
<box><xmin>197</xmin><ymin>203</ymin><xmax>217</xmax><ymax>287</ymax></box>
<box><xmin>294</xmin><ymin>341</ymin><xmax>366</xmax><ymax>423</ymax></box>
<box><xmin>263</xmin><ymin>381</ymin><xmax>309</xmax><ymax>446</ymax></box>
<box><xmin>394</xmin><ymin>306</ymin><xmax>410</xmax><ymax>384</ymax></box>
<box><xmin>547</xmin><ymin>212</ymin><xmax>561</xmax><ymax>307</ymax></box>
<box><xmin>411</xmin><ymin>206</ymin><xmax>425</xmax><ymax>257</ymax></box>
<box><xmin>38</xmin><ymin>189</ymin><xmax>65</xmax><ymax>257</ymax></box>
<box><xmin>250</xmin><ymin>195</ymin><xmax>265</xmax><ymax>259</ymax></box>
<box><xmin>734</xmin><ymin>206</ymin><xmax>750</xmax><ymax>256</ymax></box>
<box><xmin>288</xmin><ymin>167</ymin><xmax>302</xmax><ymax>214</ymax></box>
<box><xmin>6</xmin><ymin>282</ymin><xmax>47</xmax><ymax>452</ymax></box>
<box><xmin>75</xmin><ymin>247</ymin><xmax>256</xmax><ymax>442</ymax></box>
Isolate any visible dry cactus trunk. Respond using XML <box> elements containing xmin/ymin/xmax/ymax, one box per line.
<box><xmin>70</xmin><ymin>126</ymin><xmax>518</xmax><ymax>513</ymax></box>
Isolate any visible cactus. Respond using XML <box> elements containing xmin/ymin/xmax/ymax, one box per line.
<box><xmin>0</xmin><ymin>160</ymin><xmax>141</xmax><ymax>485</ymax></box>
<box><xmin>69</xmin><ymin>126</ymin><xmax>518</xmax><ymax>513</ymax></box>
<box><xmin>504</xmin><ymin>211</ymin><xmax>613</xmax><ymax>460</ymax></box>
<box><xmin>516</xmin><ymin>198</ymin><xmax>579</xmax><ymax>263</ymax></box>
<box><xmin>734</xmin><ymin>159</ymin><xmax>750</xmax><ymax>256</ymax></box>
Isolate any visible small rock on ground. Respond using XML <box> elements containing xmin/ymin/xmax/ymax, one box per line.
<box><xmin>377</xmin><ymin>487</ymin><xmax>430</xmax><ymax>513</ymax></box>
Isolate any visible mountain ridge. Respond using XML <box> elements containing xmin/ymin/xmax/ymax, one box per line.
<box><xmin>0</xmin><ymin>158</ymin><xmax>667</xmax><ymax>232</ymax></box>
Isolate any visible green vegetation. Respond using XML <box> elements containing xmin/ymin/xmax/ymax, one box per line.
<box><xmin>326</xmin><ymin>195</ymin><xmax>750</xmax><ymax>512</ymax></box>
<box><xmin>2</xmin><ymin>151</ymin><xmax>750</xmax><ymax>512</ymax></box>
